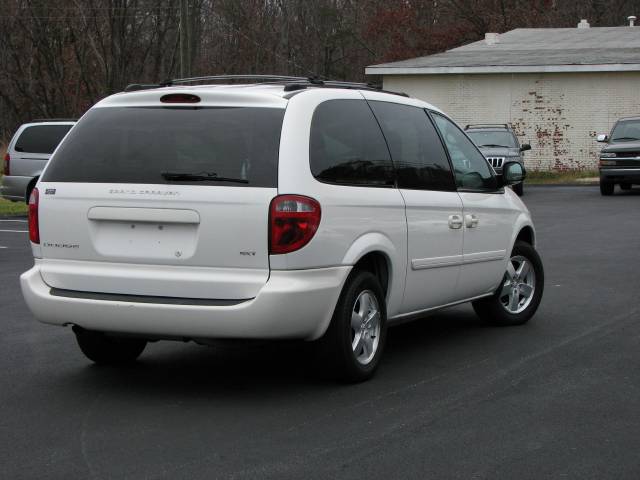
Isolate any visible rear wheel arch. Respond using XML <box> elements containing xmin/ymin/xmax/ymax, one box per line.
<box><xmin>25</xmin><ymin>176</ymin><xmax>39</xmax><ymax>203</ymax></box>
<box><xmin>341</xmin><ymin>232</ymin><xmax>400</xmax><ymax>302</ymax></box>
<box><xmin>352</xmin><ymin>251</ymin><xmax>390</xmax><ymax>298</ymax></box>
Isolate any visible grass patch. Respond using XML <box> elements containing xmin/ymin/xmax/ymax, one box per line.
<box><xmin>1</xmin><ymin>144</ymin><xmax>28</xmax><ymax>216</ymax></box>
<box><xmin>526</xmin><ymin>169</ymin><xmax>599</xmax><ymax>184</ymax></box>
<box><xmin>0</xmin><ymin>196</ymin><xmax>27</xmax><ymax>216</ymax></box>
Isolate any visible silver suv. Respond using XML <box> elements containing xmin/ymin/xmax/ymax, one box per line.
<box><xmin>20</xmin><ymin>76</ymin><xmax>544</xmax><ymax>382</ymax></box>
<box><xmin>465</xmin><ymin>124</ymin><xmax>531</xmax><ymax>196</ymax></box>
<box><xmin>2</xmin><ymin>120</ymin><xmax>75</xmax><ymax>202</ymax></box>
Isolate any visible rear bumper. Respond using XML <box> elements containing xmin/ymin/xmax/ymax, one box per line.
<box><xmin>21</xmin><ymin>263</ymin><xmax>351</xmax><ymax>341</ymax></box>
<box><xmin>0</xmin><ymin>175</ymin><xmax>32</xmax><ymax>202</ymax></box>
<box><xmin>600</xmin><ymin>168</ymin><xmax>640</xmax><ymax>183</ymax></box>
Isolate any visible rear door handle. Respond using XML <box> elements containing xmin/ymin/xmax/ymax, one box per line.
<box><xmin>465</xmin><ymin>214</ymin><xmax>479</xmax><ymax>228</ymax></box>
<box><xmin>448</xmin><ymin>214</ymin><xmax>463</xmax><ymax>229</ymax></box>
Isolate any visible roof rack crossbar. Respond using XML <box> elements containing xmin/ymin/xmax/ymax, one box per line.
<box><xmin>465</xmin><ymin>123</ymin><xmax>510</xmax><ymax>130</ymax></box>
<box><xmin>281</xmin><ymin>81</ymin><xmax>408</xmax><ymax>98</ymax></box>
<box><xmin>165</xmin><ymin>75</ymin><xmax>310</xmax><ymax>85</ymax></box>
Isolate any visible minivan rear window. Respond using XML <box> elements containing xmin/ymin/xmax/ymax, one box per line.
<box><xmin>15</xmin><ymin>125</ymin><xmax>73</xmax><ymax>154</ymax></box>
<box><xmin>43</xmin><ymin>107</ymin><xmax>284</xmax><ymax>187</ymax></box>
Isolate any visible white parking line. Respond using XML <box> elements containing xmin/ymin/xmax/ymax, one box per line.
<box><xmin>0</xmin><ymin>219</ymin><xmax>27</xmax><ymax>223</ymax></box>
<box><xmin>0</xmin><ymin>229</ymin><xmax>28</xmax><ymax>233</ymax></box>
<box><xmin>0</xmin><ymin>246</ymin><xmax>7</xmax><ymax>249</ymax></box>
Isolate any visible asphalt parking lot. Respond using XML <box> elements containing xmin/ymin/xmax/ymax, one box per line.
<box><xmin>2</xmin><ymin>185</ymin><xmax>640</xmax><ymax>479</ymax></box>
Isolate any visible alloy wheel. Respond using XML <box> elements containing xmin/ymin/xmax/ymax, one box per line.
<box><xmin>499</xmin><ymin>255</ymin><xmax>536</xmax><ymax>314</ymax></box>
<box><xmin>350</xmin><ymin>290</ymin><xmax>381</xmax><ymax>365</ymax></box>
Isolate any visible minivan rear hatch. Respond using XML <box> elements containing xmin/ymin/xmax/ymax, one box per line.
<box><xmin>38</xmin><ymin>98</ymin><xmax>285</xmax><ymax>300</ymax></box>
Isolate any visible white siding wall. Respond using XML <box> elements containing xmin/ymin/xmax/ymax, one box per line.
<box><xmin>383</xmin><ymin>72</ymin><xmax>640</xmax><ymax>171</ymax></box>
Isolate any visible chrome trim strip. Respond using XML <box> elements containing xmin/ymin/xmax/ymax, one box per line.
<box><xmin>411</xmin><ymin>250</ymin><xmax>506</xmax><ymax>270</ymax></box>
<box><xmin>87</xmin><ymin>207</ymin><xmax>201</xmax><ymax>224</ymax></box>
<box><xmin>463</xmin><ymin>249</ymin><xmax>507</xmax><ymax>264</ymax></box>
<box><xmin>411</xmin><ymin>254</ymin><xmax>463</xmax><ymax>270</ymax></box>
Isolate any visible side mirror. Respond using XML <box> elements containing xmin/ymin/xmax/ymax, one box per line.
<box><xmin>596</xmin><ymin>134</ymin><xmax>609</xmax><ymax>143</ymax></box>
<box><xmin>501</xmin><ymin>161</ymin><xmax>526</xmax><ymax>187</ymax></box>
<box><xmin>520</xmin><ymin>143</ymin><xmax>531</xmax><ymax>152</ymax></box>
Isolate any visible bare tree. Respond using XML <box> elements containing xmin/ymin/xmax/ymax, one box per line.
<box><xmin>0</xmin><ymin>0</ymin><xmax>634</xmax><ymax>142</ymax></box>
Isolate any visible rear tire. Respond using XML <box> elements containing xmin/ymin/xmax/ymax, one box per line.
<box><xmin>512</xmin><ymin>182</ymin><xmax>524</xmax><ymax>196</ymax></box>
<box><xmin>472</xmin><ymin>241</ymin><xmax>544</xmax><ymax>326</ymax></box>
<box><xmin>74</xmin><ymin>327</ymin><xmax>146</xmax><ymax>365</ymax></box>
<box><xmin>600</xmin><ymin>180</ymin><xmax>614</xmax><ymax>196</ymax></box>
<box><xmin>316</xmin><ymin>270</ymin><xmax>387</xmax><ymax>383</ymax></box>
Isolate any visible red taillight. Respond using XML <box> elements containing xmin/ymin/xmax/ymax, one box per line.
<box><xmin>3</xmin><ymin>152</ymin><xmax>9</xmax><ymax>175</ymax></box>
<box><xmin>269</xmin><ymin>195</ymin><xmax>321</xmax><ymax>254</ymax></box>
<box><xmin>28</xmin><ymin>188</ymin><xmax>40</xmax><ymax>244</ymax></box>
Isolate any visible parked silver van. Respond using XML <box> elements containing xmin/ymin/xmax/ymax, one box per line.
<box><xmin>1</xmin><ymin>120</ymin><xmax>75</xmax><ymax>202</ymax></box>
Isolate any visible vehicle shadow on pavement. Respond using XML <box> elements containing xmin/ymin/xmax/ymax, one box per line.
<box><xmin>61</xmin><ymin>306</ymin><xmax>489</xmax><ymax>394</ymax></box>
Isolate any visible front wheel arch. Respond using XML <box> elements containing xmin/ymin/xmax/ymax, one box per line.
<box><xmin>515</xmin><ymin>225</ymin><xmax>535</xmax><ymax>247</ymax></box>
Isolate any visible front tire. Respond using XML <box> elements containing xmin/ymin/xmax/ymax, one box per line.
<box><xmin>73</xmin><ymin>327</ymin><xmax>147</xmax><ymax>365</ymax></box>
<box><xmin>600</xmin><ymin>180</ymin><xmax>614</xmax><ymax>196</ymax></box>
<box><xmin>472</xmin><ymin>241</ymin><xmax>544</xmax><ymax>326</ymax></box>
<box><xmin>316</xmin><ymin>270</ymin><xmax>387</xmax><ymax>382</ymax></box>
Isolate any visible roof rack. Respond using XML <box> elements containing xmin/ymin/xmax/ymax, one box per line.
<box><xmin>165</xmin><ymin>74</ymin><xmax>310</xmax><ymax>85</ymax></box>
<box><xmin>464</xmin><ymin>123</ymin><xmax>510</xmax><ymax>130</ymax></box>
<box><xmin>123</xmin><ymin>74</ymin><xmax>409</xmax><ymax>97</ymax></box>
<box><xmin>125</xmin><ymin>75</ymin><xmax>313</xmax><ymax>92</ymax></box>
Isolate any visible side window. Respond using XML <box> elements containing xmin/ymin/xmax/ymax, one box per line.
<box><xmin>310</xmin><ymin>99</ymin><xmax>394</xmax><ymax>186</ymax></box>
<box><xmin>368</xmin><ymin>101</ymin><xmax>456</xmax><ymax>191</ymax></box>
<box><xmin>432</xmin><ymin>114</ymin><xmax>498</xmax><ymax>191</ymax></box>
<box><xmin>14</xmin><ymin>125</ymin><xmax>73</xmax><ymax>154</ymax></box>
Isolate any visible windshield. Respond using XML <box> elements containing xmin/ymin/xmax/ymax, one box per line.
<box><xmin>42</xmin><ymin>106</ymin><xmax>284</xmax><ymax>187</ymax></box>
<box><xmin>466</xmin><ymin>130</ymin><xmax>517</xmax><ymax>149</ymax></box>
<box><xmin>610</xmin><ymin>120</ymin><xmax>640</xmax><ymax>142</ymax></box>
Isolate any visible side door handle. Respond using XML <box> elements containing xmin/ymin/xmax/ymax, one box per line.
<box><xmin>465</xmin><ymin>214</ymin><xmax>479</xmax><ymax>228</ymax></box>
<box><xmin>448</xmin><ymin>214</ymin><xmax>463</xmax><ymax>229</ymax></box>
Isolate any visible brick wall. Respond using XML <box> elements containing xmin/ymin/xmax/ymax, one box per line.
<box><xmin>383</xmin><ymin>72</ymin><xmax>640</xmax><ymax>171</ymax></box>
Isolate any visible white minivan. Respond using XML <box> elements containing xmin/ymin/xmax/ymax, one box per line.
<box><xmin>20</xmin><ymin>76</ymin><xmax>544</xmax><ymax>382</ymax></box>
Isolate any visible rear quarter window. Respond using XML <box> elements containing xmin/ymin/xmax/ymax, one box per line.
<box><xmin>42</xmin><ymin>107</ymin><xmax>284</xmax><ymax>188</ymax></box>
<box><xmin>14</xmin><ymin>125</ymin><xmax>73</xmax><ymax>154</ymax></box>
<box><xmin>309</xmin><ymin>99</ymin><xmax>394</xmax><ymax>186</ymax></box>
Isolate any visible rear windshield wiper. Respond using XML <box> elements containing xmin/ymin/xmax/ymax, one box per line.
<box><xmin>478</xmin><ymin>144</ymin><xmax>511</xmax><ymax>148</ymax></box>
<box><xmin>161</xmin><ymin>171</ymin><xmax>249</xmax><ymax>184</ymax></box>
<box><xmin>611</xmin><ymin>137</ymin><xmax>639</xmax><ymax>142</ymax></box>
